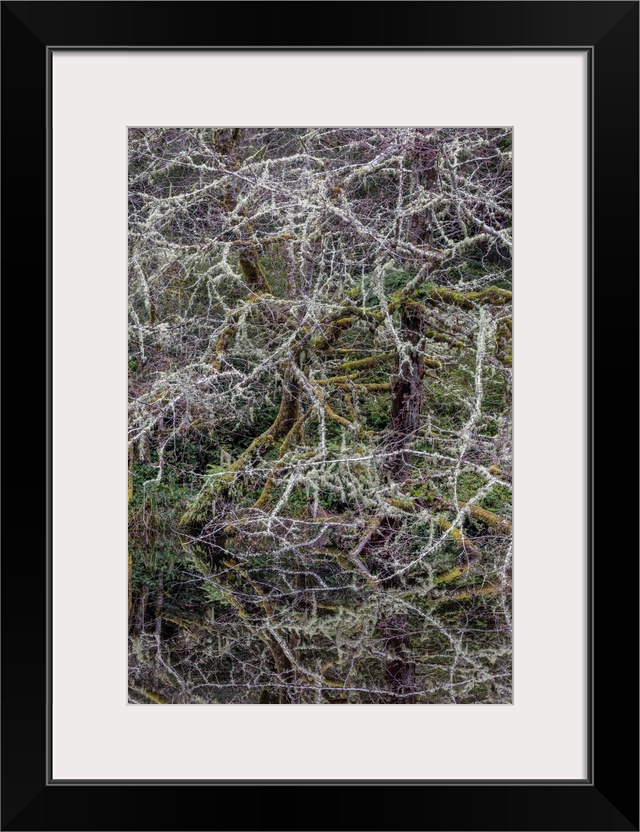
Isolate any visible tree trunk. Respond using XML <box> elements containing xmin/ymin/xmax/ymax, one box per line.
<box><xmin>155</xmin><ymin>571</ymin><xmax>163</xmax><ymax>643</ymax></box>
<box><xmin>381</xmin><ymin>614</ymin><xmax>417</xmax><ymax>703</ymax></box>
<box><xmin>132</xmin><ymin>582</ymin><xmax>149</xmax><ymax>636</ymax></box>
<box><xmin>378</xmin><ymin>140</ymin><xmax>434</xmax><ymax>699</ymax></box>
<box><xmin>389</xmin><ymin>304</ymin><xmax>426</xmax><ymax>480</ymax></box>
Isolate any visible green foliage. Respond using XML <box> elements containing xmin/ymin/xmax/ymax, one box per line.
<box><xmin>479</xmin><ymin>484</ymin><xmax>512</xmax><ymax>517</ymax></box>
<box><xmin>202</xmin><ymin>582</ymin><xmax>232</xmax><ymax>608</ymax></box>
<box><xmin>360</xmin><ymin>391</ymin><xmax>391</xmax><ymax>431</ymax></box>
<box><xmin>383</xmin><ymin>270</ymin><xmax>414</xmax><ymax>291</ymax></box>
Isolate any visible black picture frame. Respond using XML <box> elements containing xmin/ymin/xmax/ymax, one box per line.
<box><xmin>2</xmin><ymin>2</ymin><xmax>638</xmax><ymax>830</ymax></box>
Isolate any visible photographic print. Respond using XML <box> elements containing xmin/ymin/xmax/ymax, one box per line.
<box><xmin>128</xmin><ymin>127</ymin><xmax>512</xmax><ymax>704</ymax></box>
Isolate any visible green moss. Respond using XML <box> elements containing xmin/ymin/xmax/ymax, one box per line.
<box><xmin>410</xmin><ymin>483</ymin><xmax>434</xmax><ymax>500</ymax></box>
<box><xmin>455</xmin><ymin>472</ymin><xmax>486</xmax><ymax>502</ymax></box>
<box><xmin>414</xmin><ymin>283</ymin><xmax>512</xmax><ymax>310</ymax></box>
<box><xmin>340</xmin><ymin>352</ymin><xmax>394</xmax><ymax>373</ymax></box>
<box><xmin>479</xmin><ymin>484</ymin><xmax>512</xmax><ymax>515</ymax></box>
<box><xmin>481</xmin><ymin>378</ymin><xmax>505</xmax><ymax>412</ymax></box>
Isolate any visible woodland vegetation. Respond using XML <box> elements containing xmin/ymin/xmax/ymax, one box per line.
<box><xmin>128</xmin><ymin>127</ymin><xmax>512</xmax><ymax>704</ymax></box>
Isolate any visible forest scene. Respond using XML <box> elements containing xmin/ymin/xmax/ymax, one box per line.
<box><xmin>128</xmin><ymin>127</ymin><xmax>512</xmax><ymax>704</ymax></box>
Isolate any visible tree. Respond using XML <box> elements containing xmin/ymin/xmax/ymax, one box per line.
<box><xmin>128</xmin><ymin>127</ymin><xmax>513</xmax><ymax>704</ymax></box>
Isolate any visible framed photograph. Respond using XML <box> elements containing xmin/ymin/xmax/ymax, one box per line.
<box><xmin>2</xmin><ymin>2</ymin><xmax>637</xmax><ymax>830</ymax></box>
